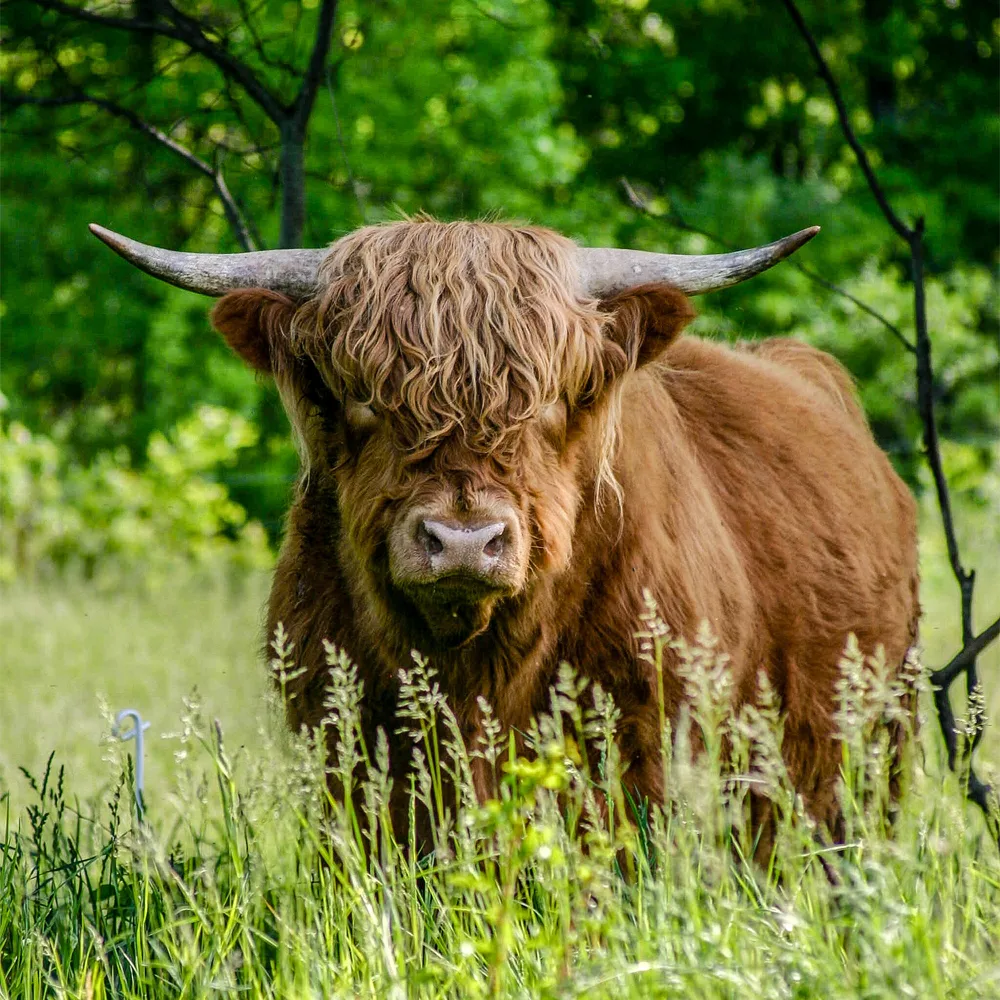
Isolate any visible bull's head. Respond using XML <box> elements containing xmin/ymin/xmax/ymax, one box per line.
<box><xmin>89</xmin><ymin>218</ymin><xmax>817</xmax><ymax>649</ymax></box>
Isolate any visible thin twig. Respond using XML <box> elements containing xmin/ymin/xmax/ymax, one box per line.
<box><xmin>33</xmin><ymin>0</ymin><xmax>286</xmax><ymax>122</ymax></box>
<box><xmin>779</xmin><ymin>0</ymin><xmax>997</xmax><ymax>840</ymax></box>
<box><xmin>290</xmin><ymin>0</ymin><xmax>339</xmax><ymax>130</ymax></box>
<box><xmin>468</xmin><ymin>0</ymin><xmax>530</xmax><ymax>30</ymax></box>
<box><xmin>777</xmin><ymin>0</ymin><xmax>911</xmax><ymax>243</ymax></box>
<box><xmin>22</xmin><ymin>0</ymin><xmax>345</xmax><ymax>249</ymax></box>
<box><xmin>234</xmin><ymin>0</ymin><xmax>299</xmax><ymax>76</ymax></box>
<box><xmin>932</xmin><ymin>617</ymin><xmax>1000</xmax><ymax>690</ymax></box>
<box><xmin>620</xmin><ymin>177</ymin><xmax>915</xmax><ymax>353</ymax></box>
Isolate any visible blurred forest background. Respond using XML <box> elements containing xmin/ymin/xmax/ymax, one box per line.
<box><xmin>1</xmin><ymin>0</ymin><xmax>997</xmax><ymax>583</ymax></box>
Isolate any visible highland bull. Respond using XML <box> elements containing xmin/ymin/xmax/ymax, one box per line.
<box><xmin>91</xmin><ymin>218</ymin><xmax>919</xmax><ymax>845</ymax></box>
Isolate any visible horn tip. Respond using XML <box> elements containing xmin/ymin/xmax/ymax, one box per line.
<box><xmin>778</xmin><ymin>225</ymin><xmax>821</xmax><ymax>258</ymax></box>
<box><xmin>89</xmin><ymin>223</ymin><xmax>124</xmax><ymax>251</ymax></box>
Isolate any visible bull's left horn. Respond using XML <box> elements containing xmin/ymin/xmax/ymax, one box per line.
<box><xmin>88</xmin><ymin>224</ymin><xmax>327</xmax><ymax>299</ymax></box>
<box><xmin>575</xmin><ymin>226</ymin><xmax>820</xmax><ymax>297</ymax></box>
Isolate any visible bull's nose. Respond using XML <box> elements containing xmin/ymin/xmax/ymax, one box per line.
<box><xmin>418</xmin><ymin>519</ymin><xmax>506</xmax><ymax>575</ymax></box>
<box><xmin>388</xmin><ymin>504</ymin><xmax>525</xmax><ymax>600</ymax></box>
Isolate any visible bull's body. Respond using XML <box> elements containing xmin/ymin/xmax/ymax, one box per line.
<box><xmin>92</xmin><ymin>216</ymin><xmax>919</xmax><ymax>846</ymax></box>
<box><xmin>268</xmin><ymin>316</ymin><xmax>917</xmax><ymax>840</ymax></box>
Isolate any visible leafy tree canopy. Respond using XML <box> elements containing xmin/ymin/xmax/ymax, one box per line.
<box><xmin>2</xmin><ymin>0</ymin><xmax>997</xmax><ymax>532</ymax></box>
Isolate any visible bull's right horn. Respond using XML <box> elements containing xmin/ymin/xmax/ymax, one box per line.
<box><xmin>88</xmin><ymin>224</ymin><xmax>326</xmax><ymax>300</ymax></box>
<box><xmin>575</xmin><ymin>227</ymin><xmax>820</xmax><ymax>298</ymax></box>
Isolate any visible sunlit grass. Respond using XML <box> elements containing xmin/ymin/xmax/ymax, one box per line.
<box><xmin>1</xmin><ymin>502</ymin><xmax>998</xmax><ymax>999</ymax></box>
<box><xmin>2</xmin><ymin>618</ymin><xmax>999</xmax><ymax>999</ymax></box>
<box><xmin>0</xmin><ymin>570</ymin><xmax>271</xmax><ymax>815</ymax></box>
<box><xmin>2</xmin><ymin>502</ymin><xmax>996</xmax><ymax>811</ymax></box>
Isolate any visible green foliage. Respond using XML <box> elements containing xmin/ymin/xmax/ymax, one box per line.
<box><xmin>1</xmin><ymin>616</ymin><xmax>998</xmax><ymax>999</ymax></box>
<box><xmin>0</xmin><ymin>405</ymin><xmax>271</xmax><ymax>585</ymax></box>
<box><xmin>2</xmin><ymin>5</ymin><xmax>997</xmax><ymax>988</ymax></box>
<box><xmin>1</xmin><ymin>0</ymin><xmax>996</xmax><ymax>532</ymax></box>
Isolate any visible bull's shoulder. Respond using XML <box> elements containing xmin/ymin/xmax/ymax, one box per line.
<box><xmin>656</xmin><ymin>335</ymin><xmax>866</xmax><ymax>431</ymax></box>
<box><xmin>636</xmin><ymin>333</ymin><xmax>914</xmax><ymax>537</ymax></box>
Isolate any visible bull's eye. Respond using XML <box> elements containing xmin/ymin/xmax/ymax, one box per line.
<box><xmin>540</xmin><ymin>399</ymin><xmax>568</xmax><ymax>448</ymax></box>
<box><xmin>344</xmin><ymin>399</ymin><xmax>379</xmax><ymax>434</ymax></box>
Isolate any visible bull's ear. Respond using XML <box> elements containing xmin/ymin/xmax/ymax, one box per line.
<box><xmin>210</xmin><ymin>289</ymin><xmax>297</xmax><ymax>373</ymax></box>
<box><xmin>601</xmin><ymin>283</ymin><xmax>695</xmax><ymax>370</ymax></box>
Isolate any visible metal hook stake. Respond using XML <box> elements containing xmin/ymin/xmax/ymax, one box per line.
<box><xmin>114</xmin><ymin>708</ymin><xmax>151</xmax><ymax>816</ymax></box>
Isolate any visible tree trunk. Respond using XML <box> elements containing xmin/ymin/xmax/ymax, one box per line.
<box><xmin>862</xmin><ymin>0</ymin><xmax>896</xmax><ymax>125</ymax></box>
<box><xmin>279</xmin><ymin>122</ymin><xmax>306</xmax><ymax>248</ymax></box>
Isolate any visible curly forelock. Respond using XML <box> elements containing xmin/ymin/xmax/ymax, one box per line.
<box><xmin>290</xmin><ymin>218</ymin><xmax>616</xmax><ymax>458</ymax></box>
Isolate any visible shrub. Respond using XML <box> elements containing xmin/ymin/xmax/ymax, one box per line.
<box><xmin>0</xmin><ymin>404</ymin><xmax>272</xmax><ymax>585</ymax></box>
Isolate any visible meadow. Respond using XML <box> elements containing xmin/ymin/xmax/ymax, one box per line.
<box><xmin>4</xmin><ymin>0</ymin><xmax>997</xmax><ymax>994</ymax></box>
<box><xmin>1</xmin><ymin>496</ymin><xmax>999</xmax><ymax>999</ymax></box>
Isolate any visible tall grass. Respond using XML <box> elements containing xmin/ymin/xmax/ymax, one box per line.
<box><xmin>2</xmin><ymin>494</ymin><xmax>999</xmax><ymax>999</ymax></box>
<box><xmin>2</xmin><ymin>611</ymin><xmax>999</xmax><ymax>999</ymax></box>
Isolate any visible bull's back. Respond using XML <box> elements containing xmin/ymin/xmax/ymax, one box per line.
<box><xmin>740</xmin><ymin>337</ymin><xmax>867</xmax><ymax>426</ymax></box>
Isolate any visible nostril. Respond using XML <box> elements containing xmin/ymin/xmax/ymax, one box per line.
<box><xmin>416</xmin><ymin>518</ymin><xmax>511</xmax><ymax>569</ymax></box>
<box><xmin>417</xmin><ymin>521</ymin><xmax>444</xmax><ymax>556</ymax></box>
<box><xmin>483</xmin><ymin>529</ymin><xmax>505</xmax><ymax>559</ymax></box>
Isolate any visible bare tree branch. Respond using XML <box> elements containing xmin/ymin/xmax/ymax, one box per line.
<box><xmin>234</xmin><ymin>0</ymin><xmax>299</xmax><ymax>76</ymax></box>
<box><xmin>7</xmin><ymin>92</ymin><xmax>257</xmax><ymax>251</ymax></box>
<box><xmin>777</xmin><ymin>0</ymin><xmax>912</xmax><ymax>243</ymax></box>
<box><xmin>932</xmin><ymin>617</ymin><xmax>1000</xmax><ymax>690</ymax></box>
<box><xmin>19</xmin><ymin>0</ymin><xmax>347</xmax><ymax>247</ymax></box>
<box><xmin>779</xmin><ymin>0</ymin><xmax>997</xmax><ymax>841</ymax></box>
<box><xmin>291</xmin><ymin>0</ymin><xmax>339</xmax><ymax>130</ymax></box>
<box><xmin>271</xmin><ymin>0</ymin><xmax>338</xmax><ymax>246</ymax></box>
<box><xmin>620</xmin><ymin>177</ymin><xmax>916</xmax><ymax>353</ymax></box>
<box><xmin>468</xmin><ymin>0</ymin><xmax>530</xmax><ymax>30</ymax></box>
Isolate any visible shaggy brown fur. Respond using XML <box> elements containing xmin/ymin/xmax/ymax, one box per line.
<box><xmin>211</xmin><ymin>218</ymin><xmax>919</xmax><ymax>847</ymax></box>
